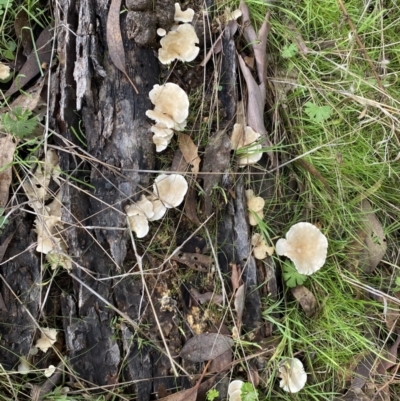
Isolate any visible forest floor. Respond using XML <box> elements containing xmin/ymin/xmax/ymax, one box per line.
<box><xmin>1</xmin><ymin>0</ymin><xmax>400</xmax><ymax>400</ymax></box>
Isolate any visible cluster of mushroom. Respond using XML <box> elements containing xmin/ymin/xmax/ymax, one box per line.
<box><xmin>231</xmin><ymin>123</ymin><xmax>263</xmax><ymax>165</ymax></box>
<box><xmin>23</xmin><ymin>150</ymin><xmax>71</xmax><ymax>270</ymax></box>
<box><xmin>146</xmin><ymin>83</ymin><xmax>189</xmax><ymax>152</ymax></box>
<box><xmin>157</xmin><ymin>3</ymin><xmax>199</xmax><ymax>64</ymax></box>
<box><xmin>126</xmin><ymin>173</ymin><xmax>188</xmax><ymax>238</ymax></box>
<box><xmin>227</xmin><ymin>357</ymin><xmax>307</xmax><ymax>397</ymax></box>
<box><xmin>276</xmin><ymin>222</ymin><xmax>328</xmax><ymax>275</ymax></box>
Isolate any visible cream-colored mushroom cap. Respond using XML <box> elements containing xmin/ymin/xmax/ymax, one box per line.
<box><xmin>245</xmin><ymin>189</ymin><xmax>265</xmax><ymax>226</ymax></box>
<box><xmin>157</xmin><ymin>28</ymin><xmax>167</xmax><ymax>37</ymax></box>
<box><xmin>153</xmin><ymin>174</ymin><xmax>188</xmax><ymax>208</ymax></box>
<box><xmin>229</xmin><ymin>390</ymin><xmax>242</xmax><ymax>401</ymax></box>
<box><xmin>228</xmin><ymin>380</ymin><xmax>244</xmax><ymax>396</ymax></box>
<box><xmin>125</xmin><ymin>195</ymin><xmax>154</xmax><ymax>219</ymax></box>
<box><xmin>146</xmin><ymin>83</ymin><xmax>189</xmax><ymax>128</ymax></box>
<box><xmin>174</xmin><ymin>3</ymin><xmax>195</xmax><ymax>22</ymax></box>
<box><xmin>159</xmin><ymin>23</ymin><xmax>199</xmax><ymax>64</ymax></box>
<box><xmin>151</xmin><ymin>124</ymin><xmax>174</xmax><ymax>152</ymax></box>
<box><xmin>278</xmin><ymin>358</ymin><xmax>307</xmax><ymax>393</ymax></box>
<box><xmin>276</xmin><ymin>222</ymin><xmax>328</xmax><ymax>275</ymax></box>
<box><xmin>252</xmin><ymin>233</ymin><xmax>274</xmax><ymax>260</ymax></box>
<box><xmin>0</xmin><ymin>62</ymin><xmax>10</xmax><ymax>80</ymax></box>
<box><xmin>128</xmin><ymin>214</ymin><xmax>149</xmax><ymax>238</ymax></box>
<box><xmin>146</xmin><ymin>195</ymin><xmax>167</xmax><ymax>221</ymax></box>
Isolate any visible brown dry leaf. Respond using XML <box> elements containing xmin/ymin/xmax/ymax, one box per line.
<box><xmin>190</xmin><ymin>288</ymin><xmax>223</xmax><ymax>305</ymax></box>
<box><xmin>231</xmin><ymin>263</ymin><xmax>241</xmax><ymax>292</ymax></box>
<box><xmin>377</xmin><ymin>334</ymin><xmax>400</xmax><ymax>374</ymax></box>
<box><xmin>209</xmin><ymin>348</ymin><xmax>232</xmax><ymax>372</ymax></box>
<box><xmin>0</xmin><ymin>135</ymin><xmax>16</xmax><ymax>208</ymax></box>
<box><xmin>180</xmin><ymin>333</ymin><xmax>234</xmax><ymax>362</ymax></box>
<box><xmin>10</xmin><ymin>77</ymin><xmax>46</xmax><ymax>114</ymax></box>
<box><xmin>244</xmin><ymin>55</ymin><xmax>254</xmax><ymax>69</ymax></box>
<box><xmin>106</xmin><ymin>0</ymin><xmax>138</xmax><ymax>94</ymax></box>
<box><xmin>184</xmin><ymin>187</ymin><xmax>201</xmax><ymax>225</ymax></box>
<box><xmin>291</xmin><ymin>285</ymin><xmax>317</xmax><ymax>317</ymax></box>
<box><xmin>178</xmin><ymin>134</ymin><xmax>201</xmax><ymax>176</ymax></box>
<box><xmin>14</xmin><ymin>9</ymin><xmax>32</xmax><ymax>56</ymax></box>
<box><xmin>6</xmin><ymin>28</ymin><xmax>52</xmax><ymax>97</ymax></box>
<box><xmin>171</xmin><ymin>252</ymin><xmax>211</xmax><ymax>272</ymax></box>
<box><xmin>234</xmin><ymin>284</ymin><xmax>245</xmax><ymax>325</ymax></box>
<box><xmin>158</xmin><ymin>386</ymin><xmax>197</xmax><ymax>401</ymax></box>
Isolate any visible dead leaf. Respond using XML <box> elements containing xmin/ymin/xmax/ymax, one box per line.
<box><xmin>178</xmin><ymin>134</ymin><xmax>201</xmax><ymax>177</ymax></box>
<box><xmin>184</xmin><ymin>187</ymin><xmax>201</xmax><ymax>225</ymax></box>
<box><xmin>377</xmin><ymin>334</ymin><xmax>400</xmax><ymax>374</ymax></box>
<box><xmin>231</xmin><ymin>263</ymin><xmax>241</xmax><ymax>292</ymax></box>
<box><xmin>190</xmin><ymin>288</ymin><xmax>223</xmax><ymax>305</ymax></box>
<box><xmin>14</xmin><ymin>10</ymin><xmax>32</xmax><ymax>57</ymax></box>
<box><xmin>234</xmin><ymin>284</ymin><xmax>245</xmax><ymax>325</ymax></box>
<box><xmin>244</xmin><ymin>56</ymin><xmax>254</xmax><ymax>69</ymax></box>
<box><xmin>10</xmin><ymin>77</ymin><xmax>46</xmax><ymax>114</ymax></box>
<box><xmin>6</xmin><ymin>28</ymin><xmax>53</xmax><ymax>97</ymax></box>
<box><xmin>209</xmin><ymin>348</ymin><xmax>232</xmax><ymax>372</ymax></box>
<box><xmin>180</xmin><ymin>333</ymin><xmax>234</xmax><ymax>362</ymax></box>
<box><xmin>171</xmin><ymin>252</ymin><xmax>211</xmax><ymax>272</ymax></box>
<box><xmin>106</xmin><ymin>0</ymin><xmax>138</xmax><ymax>94</ymax></box>
<box><xmin>0</xmin><ymin>135</ymin><xmax>16</xmax><ymax>208</ymax></box>
<box><xmin>158</xmin><ymin>386</ymin><xmax>197</xmax><ymax>401</ymax></box>
<box><xmin>291</xmin><ymin>285</ymin><xmax>317</xmax><ymax>317</ymax></box>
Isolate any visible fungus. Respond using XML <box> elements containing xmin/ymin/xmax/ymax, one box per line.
<box><xmin>275</xmin><ymin>222</ymin><xmax>328</xmax><ymax>275</ymax></box>
<box><xmin>157</xmin><ymin>28</ymin><xmax>167</xmax><ymax>37</ymax></box>
<box><xmin>228</xmin><ymin>380</ymin><xmax>244</xmax><ymax>401</ymax></box>
<box><xmin>146</xmin><ymin>194</ymin><xmax>167</xmax><ymax>221</ymax></box>
<box><xmin>158</xmin><ymin>23</ymin><xmax>199</xmax><ymax>64</ymax></box>
<box><xmin>226</xmin><ymin>8</ymin><xmax>242</xmax><ymax>21</ymax></box>
<box><xmin>231</xmin><ymin>124</ymin><xmax>263</xmax><ymax>165</ymax></box>
<box><xmin>18</xmin><ymin>358</ymin><xmax>31</xmax><ymax>375</ymax></box>
<box><xmin>151</xmin><ymin>124</ymin><xmax>174</xmax><ymax>152</ymax></box>
<box><xmin>146</xmin><ymin>83</ymin><xmax>189</xmax><ymax>130</ymax></box>
<box><xmin>252</xmin><ymin>233</ymin><xmax>274</xmax><ymax>260</ymax></box>
<box><xmin>0</xmin><ymin>62</ymin><xmax>10</xmax><ymax>80</ymax></box>
<box><xmin>125</xmin><ymin>195</ymin><xmax>155</xmax><ymax>238</ymax></box>
<box><xmin>174</xmin><ymin>3</ymin><xmax>195</xmax><ymax>22</ymax></box>
<box><xmin>278</xmin><ymin>358</ymin><xmax>307</xmax><ymax>393</ymax></box>
<box><xmin>44</xmin><ymin>365</ymin><xmax>56</xmax><ymax>378</ymax></box>
<box><xmin>245</xmin><ymin>189</ymin><xmax>264</xmax><ymax>226</ymax></box>
<box><xmin>35</xmin><ymin>328</ymin><xmax>57</xmax><ymax>353</ymax></box>
<box><xmin>153</xmin><ymin>173</ymin><xmax>188</xmax><ymax>208</ymax></box>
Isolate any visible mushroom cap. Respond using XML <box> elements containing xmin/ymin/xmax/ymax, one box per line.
<box><xmin>228</xmin><ymin>380</ymin><xmax>244</xmax><ymax>396</ymax></box>
<box><xmin>153</xmin><ymin>173</ymin><xmax>188</xmax><ymax>208</ymax></box>
<box><xmin>157</xmin><ymin>28</ymin><xmax>167</xmax><ymax>37</ymax></box>
<box><xmin>147</xmin><ymin>83</ymin><xmax>189</xmax><ymax>127</ymax></box>
<box><xmin>245</xmin><ymin>189</ymin><xmax>265</xmax><ymax>225</ymax></box>
<box><xmin>153</xmin><ymin>134</ymin><xmax>173</xmax><ymax>152</ymax></box>
<box><xmin>252</xmin><ymin>233</ymin><xmax>274</xmax><ymax>260</ymax></box>
<box><xmin>0</xmin><ymin>62</ymin><xmax>10</xmax><ymax>80</ymax></box>
<box><xmin>35</xmin><ymin>328</ymin><xmax>57</xmax><ymax>353</ymax></box>
<box><xmin>238</xmin><ymin>144</ymin><xmax>263</xmax><ymax>165</ymax></box>
<box><xmin>278</xmin><ymin>358</ymin><xmax>307</xmax><ymax>393</ymax></box>
<box><xmin>151</xmin><ymin>124</ymin><xmax>174</xmax><ymax>138</ymax></box>
<box><xmin>159</xmin><ymin>23</ymin><xmax>199</xmax><ymax>64</ymax></box>
<box><xmin>229</xmin><ymin>390</ymin><xmax>242</xmax><ymax>401</ymax></box>
<box><xmin>125</xmin><ymin>195</ymin><xmax>154</xmax><ymax>219</ymax></box>
<box><xmin>128</xmin><ymin>214</ymin><xmax>149</xmax><ymax>238</ymax></box>
<box><xmin>174</xmin><ymin>2</ymin><xmax>195</xmax><ymax>22</ymax></box>
<box><xmin>146</xmin><ymin>195</ymin><xmax>168</xmax><ymax>221</ymax></box>
<box><xmin>276</xmin><ymin>222</ymin><xmax>328</xmax><ymax>275</ymax></box>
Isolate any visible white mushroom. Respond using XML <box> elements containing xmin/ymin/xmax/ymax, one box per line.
<box><xmin>151</xmin><ymin>124</ymin><xmax>174</xmax><ymax>152</ymax></box>
<box><xmin>153</xmin><ymin>174</ymin><xmax>188</xmax><ymax>208</ymax></box>
<box><xmin>18</xmin><ymin>357</ymin><xmax>31</xmax><ymax>375</ymax></box>
<box><xmin>146</xmin><ymin>195</ymin><xmax>167</xmax><ymax>221</ymax></box>
<box><xmin>126</xmin><ymin>195</ymin><xmax>155</xmax><ymax>220</ymax></box>
<box><xmin>157</xmin><ymin>28</ymin><xmax>167</xmax><ymax>37</ymax></box>
<box><xmin>128</xmin><ymin>214</ymin><xmax>149</xmax><ymax>238</ymax></box>
<box><xmin>174</xmin><ymin>3</ymin><xmax>195</xmax><ymax>22</ymax></box>
<box><xmin>278</xmin><ymin>358</ymin><xmax>307</xmax><ymax>393</ymax></box>
<box><xmin>44</xmin><ymin>365</ymin><xmax>56</xmax><ymax>378</ymax></box>
<box><xmin>276</xmin><ymin>222</ymin><xmax>328</xmax><ymax>275</ymax></box>
<box><xmin>146</xmin><ymin>83</ymin><xmax>189</xmax><ymax>130</ymax></box>
<box><xmin>252</xmin><ymin>233</ymin><xmax>274</xmax><ymax>260</ymax></box>
<box><xmin>35</xmin><ymin>328</ymin><xmax>57</xmax><ymax>353</ymax></box>
<box><xmin>231</xmin><ymin>124</ymin><xmax>263</xmax><ymax>165</ymax></box>
<box><xmin>228</xmin><ymin>380</ymin><xmax>244</xmax><ymax>401</ymax></box>
<box><xmin>0</xmin><ymin>62</ymin><xmax>10</xmax><ymax>80</ymax></box>
<box><xmin>226</xmin><ymin>8</ymin><xmax>242</xmax><ymax>21</ymax></box>
<box><xmin>158</xmin><ymin>23</ymin><xmax>199</xmax><ymax>64</ymax></box>
<box><xmin>245</xmin><ymin>189</ymin><xmax>265</xmax><ymax>226</ymax></box>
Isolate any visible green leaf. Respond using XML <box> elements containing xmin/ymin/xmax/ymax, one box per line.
<box><xmin>241</xmin><ymin>382</ymin><xmax>258</xmax><ymax>401</ymax></box>
<box><xmin>281</xmin><ymin>43</ymin><xmax>298</xmax><ymax>59</ymax></box>
<box><xmin>304</xmin><ymin>102</ymin><xmax>332</xmax><ymax>123</ymax></box>
<box><xmin>1</xmin><ymin>107</ymin><xmax>38</xmax><ymax>138</ymax></box>
<box><xmin>206</xmin><ymin>388</ymin><xmax>219</xmax><ymax>401</ymax></box>
<box><xmin>282</xmin><ymin>262</ymin><xmax>307</xmax><ymax>288</ymax></box>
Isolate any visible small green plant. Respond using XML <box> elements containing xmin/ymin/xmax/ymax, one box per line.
<box><xmin>303</xmin><ymin>102</ymin><xmax>332</xmax><ymax>123</ymax></box>
<box><xmin>206</xmin><ymin>388</ymin><xmax>219</xmax><ymax>401</ymax></box>
<box><xmin>0</xmin><ymin>208</ymin><xmax>9</xmax><ymax>234</ymax></box>
<box><xmin>241</xmin><ymin>382</ymin><xmax>258</xmax><ymax>401</ymax></box>
<box><xmin>281</xmin><ymin>43</ymin><xmax>298</xmax><ymax>59</ymax></box>
<box><xmin>282</xmin><ymin>261</ymin><xmax>307</xmax><ymax>288</ymax></box>
<box><xmin>1</xmin><ymin>107</ymin><xmax>38</xmax><ymax>138</ymax></box>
